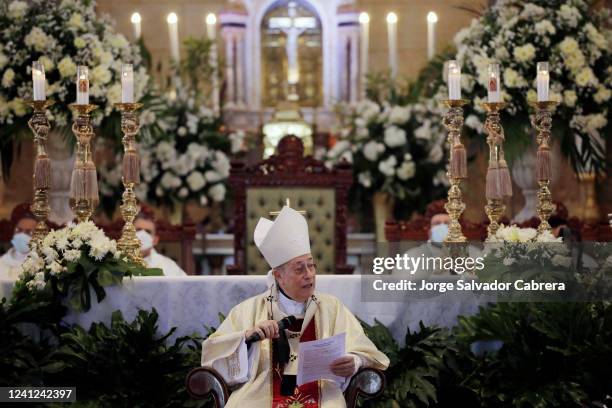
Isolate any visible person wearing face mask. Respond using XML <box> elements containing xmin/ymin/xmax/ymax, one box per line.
<box><xmin>0</xmin><ymin>203</ymin><xmax>37</xmax><ymax>279</ymax></box>
<box><xmin>134</xmin><ymin>206</ymin><xmax>186</xmax><ymax>277</ymax></box>
<box><xmin>392</xmin><ymin>200</ymin><xmax>482</xmax><ymax>277</ymax></box>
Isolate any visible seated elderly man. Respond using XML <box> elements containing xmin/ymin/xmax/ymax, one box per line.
<box><xmin>393</xmin><ymin>200</ymin><xmax>482</xmax><ymax>277</ymax></box>
<box><xmin>201</xmin><ymin>206</ymin><xmax>389</xmax><ymax>407</ymax></box>
<box><xmin>0</xmin><ymin>203</ymin><xmax>37</xmax><ymax>279</ymax></box>
<box><xmin>134</xmin><ymin>206</ymin><xmax>186</xmax><ymax>276</ymax></box>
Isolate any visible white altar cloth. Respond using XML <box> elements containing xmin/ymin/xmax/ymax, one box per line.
<box><xmin>1</xmin><ymin>276</ymin><xmax>486</xmax><ymax>344</ymax></box>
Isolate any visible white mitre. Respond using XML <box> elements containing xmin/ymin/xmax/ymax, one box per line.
<box><xmin>254</xmin><ymin>206</ymin><xmax>311</xmax><ymax>269</ymax></box>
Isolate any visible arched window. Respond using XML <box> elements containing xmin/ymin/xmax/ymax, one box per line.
<box><xmin>261</xmin><ymin>0</ymin><xmax>322</xmax><ymax>107</ymax></box>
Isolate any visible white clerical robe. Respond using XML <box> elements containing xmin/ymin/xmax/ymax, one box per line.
<box><xmin>144</xmin><ymin>249</ymin><xmax>186</xmax><ymax>276</ymax></box>
<box><xmin>0</xmin><ymin>248</ymin><xmax>27</xmax><ymax>280</ymax></box>
<box><xmin>201</xmin><ymin>283</ymin><xmax>389</xmax><ymax>407</ymax></box>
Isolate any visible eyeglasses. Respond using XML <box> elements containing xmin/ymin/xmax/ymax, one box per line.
<box><xmin>288</xmin><ymin>262</ymin><xmax>317</xmax><ymax>276</ymax></box>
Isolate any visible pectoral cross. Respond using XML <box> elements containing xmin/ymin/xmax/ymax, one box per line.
<box><xmin>269</xmin><ymin>198</ymin><xmax>307</xmax><ymax>217</ymax></box>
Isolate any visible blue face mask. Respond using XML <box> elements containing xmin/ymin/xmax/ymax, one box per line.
<box><xmin>11</xmin><ymin>232</ymin><xmax>31</xmax><ymax>254</ymax></box>
<box><xmin>430</xmin><ymin>223</ymin><xmax>449</xmax><ymax>243</ymax></box>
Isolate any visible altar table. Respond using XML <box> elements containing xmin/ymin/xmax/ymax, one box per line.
<box><xmin>1</xmin><ymin>276</ymin><xmax>487</xmax><ymax>344</ymax></box>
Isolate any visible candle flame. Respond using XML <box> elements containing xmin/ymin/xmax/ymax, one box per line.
<box><xmin>167</xmin><ymin>12</ymin><xmax>178</xmax><ymax>24</ymax></box>
<box><xmin>131</xmin><ymin>12</ymin><xmax>141</xmax><ymax>24</ymax></box>
<box><xmin>386</xmin><ymin>12</ymin><xmax>397</xmax><ymax>24</ymax></box>
<box><xmin>427</xmin><ymin>11</ymin><xmax>438</xmax><ymax>23</ymax></box>
<box><xmin>359</xmin><ymin>12</ymin><xmax>369</xmax><ymax>24</ymax></box>
<box><xmin>206</xmin><ymin>13</ymin><xmax>216</xmax><ymax>25</ymax></box>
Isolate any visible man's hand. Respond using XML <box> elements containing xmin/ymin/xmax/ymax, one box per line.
<box><xmin>245</xmin><ymin>320</ymin><xmax>280</xmax><ymax>341</ymax></box>
<box><xmin>330</xmin><ymin>355</ymin><xmax>356</xmax><ymax>377</ymax></box>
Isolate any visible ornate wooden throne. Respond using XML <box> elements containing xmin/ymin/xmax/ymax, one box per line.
<box><xmin>227</xmin><ymin>135</ymin><xmax>354</xmax><ymax>274</ymax></box>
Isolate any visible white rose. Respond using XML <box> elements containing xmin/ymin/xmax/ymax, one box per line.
<box><xmin>178</xmin><ymin>187</ymin><xmax>189</xmax><ymax>198</ymax></box>
<box><xmin>160</xmin><ymin>172</ymin><xmax>181</xmax><ymax>189</ymax></box>
<box><xmin>186</xmin><ymin>171</ymin><xmax>206</xmax><ymax>191</ymax></box>
<box><xmin>563</xmin><ymin>90</ymin><xmax>577</xmax><ymax>107</ymax></box>
<box><xmin>594</xmin><ymin>86</ymin><xmax>611</xmax><ymax>103</ymax></box>
<box><xmin>584</xmin><ymin>23</ymin><xmax>608</xmax><ymax>50</ymax></box>
<box><xmin>358</xmin><ymin>172</ymin><xmax>372</xmax><ymax>188</ymax></box>
<box><xmin>38</xmin><ymin>56</ymin><xmax>54</xmax><ymax>72</ymax></box>
<box><xmin>396</xmin><ymin>161</ymin><xmax>415</xmax><ymax>180</ymax></box>
<box><xmin>200</xmin><ymin>195</ymin><xmax>209</xmax><ymax>206</ymax></box>
<box><xmin>209</xmin><ymin>183</ymin><xmax>226</xmax><ymax>202</ymax></box>
<box><xmin>73</xmin><ymin>36</ymin><xmax>87</xmax><ymax>49</ymax></box>
<box><xmin>24</xmin><ymin>27</ymin><xmax>51</xmax><ymax>52</ymax></box>
<box><xmin>67</xmin><ymin>13</ymin><xmax>85</xmax><ymax>30</ymax></box>
<box><xmin>1</xmin><ymin>69</ymin><xmax>15</xmax><ymax>88</ymax></box>
<box><xmin>575</xmin><ymin>67</ymin><xmax>597</xmax><ymax>87</ymax></box>
<box><xmin>383</xmin><ymin>126</ymin><xmax>407</xmax><ymax>148</ymax></box>
<box><xmin>177</xmin><ymin>126</ymin><xmax>188</xmax><ymax>137</ymax></box>
<box><xmin>388</xmin><ymin>106</ymin><xmax>410</xmax><ymax>124</ymax></box>
<box><xmin>503</xmin><ymin>68</ymin><xmax>526</xmax><ymax>88</ymax></box>
<box><xmin>109</xmin><ymin>34</ymin><xmax>129</xmax><ymax>49</ymax></box>
<box><xmin>229</xmin><ymin>131</ymin><xmax>245</xmax><ymax>153</ymax></box>
<box><xmin>58</xmin><ymin>56</ymin><xmax>77</xmax><ymax>78</ymax></box>
<box><xmin>212</xmin><ymin>152</ymin><xmax>231</xmax><ymax>176</ymax></box>
<box><xmin>414</xmin><ymin>121</ymin><xmax>432</xmax><ymax>140</ymax></box>
<box><xmin>363</xmin><ymin>141</ymin><xmax>384</xmax><ymax>161</ymax></box>
<box><xmin>534</xmin><ymin>20</ymin><xmax>556</xmax><ymax>36</ymax></box>
<box><xmin>356</xmin><ymin>100</ymin><xmax>380</xmax><ymax>123</ymax></box>
<box><xmin>513</xmin><ymin>44</ymin><xmax>536</xmax><ymax>63</ymax></box>
<box><xmin>8</xmin><ymin>1</ymin><xmax>28</xmax><ymax>19</ymax></box>
<box><xmin>502</xmin><ymin>257</ymin><xmax>516</xmax><ymax>266</ymax></box>
<box><xmin>204</xmin><ymin>170</ymin><xmax>224</xmax><ymax>183</ymax></box>
<box><xmin>91</xmin><ymin>65</ymin><xmax>111</xmax><ymax>84</ymax></box>
<box><xmin>0</xmin><ymin>53</ymin><xmax>7</xmax><ymax>70</ymax></box>
<box><xmin>557</xmin><ymin>5</ymin><xmax>581</xmax><ymax>28</ymax></box>
<box><xmin>378</xmin><ymin>155</ymin><xmax>397</xmax><ymax>177</ymax></box>
<box><xmin>585</xmin><ymin>114</ymin><xmax>607</xmax><ymax>132</ymax></box>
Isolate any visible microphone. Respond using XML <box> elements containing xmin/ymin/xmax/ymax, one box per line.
<box><xmin>246</xmin><ymin>315</ymin><xmax>297</xmax><ymax>346</ymax></box>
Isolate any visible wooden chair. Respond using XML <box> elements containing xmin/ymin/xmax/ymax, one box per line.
<box><xmin>102</xmin><ymin>219</ymin><xmax>197</xmax><ymax>275</ymax></box>
<box><xmin>185</xmin><ymin>366</ymin><xmax>385</xmax><ymax>408</ymax></box>
<box><xmin>227</xmin><ymin>135</ymin><xmax>354</xmax><ymax>275</ymax></box>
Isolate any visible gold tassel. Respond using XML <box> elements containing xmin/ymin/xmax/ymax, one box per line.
<box><xmin>498</xmin><ymin>158</ymin><xmax>513</xmax><ymax>197</ymax></box>
<box><xmin>122</xmin><ymin>150</ymin><xmax>140</xmax><ymax>185</ymax></box>
<box><xmin>450</xmin><ymin>143</ymin><xmax>468</xmax><ymax>178</ymax></box>
<box><xmin>486</xmin><ymin>162</ymin><xmax>502</xmax><ymax>200</ymax></box>
<box><xmin>34</xmin><ymin>156</ymin><xmax>51</xmax><ymax>189</ymax></box>
<box><xmin>70</xmin><ymin>165</ymin><xmax>86</xmax><ymax>201</ymax></box>
<box><xmin>537</xmin><ymin>146</ymin><xmax>551</xmax><ymax>181</ymax></box>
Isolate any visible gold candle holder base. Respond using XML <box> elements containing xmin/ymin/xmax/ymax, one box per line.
<box><xmin>114</xmin><ymin>102</ymin><xmax>145</xmax><ymax>266</ymax></box>
<box><xmin>529</xmin><ymin>100</ymin><xmax>559</xmax><ymax>236</ymax></box>
<box><xmin>26</xmin><ymin>100</ymin><xmax>55</xmax><ymax>249</ymax></box>
<box><xmin>441</xmin><ymin>99</ymin><xmax>469</xmax><ymax>243</ymax></box>
<box><xmin>69</xmin><ymin>103</ymin><xmax>99</xmax><ymax>223</ymax></box>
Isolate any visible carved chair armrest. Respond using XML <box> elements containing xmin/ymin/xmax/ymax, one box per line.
<box><xmin>186</xmin><ymin>367</ymin><xmax>230</xmax><ymax>408</ymax></box>
<box><xmin>344</xmin><ymin>367</ymin><xmax>386</xmax><ymax>408</ymax></box>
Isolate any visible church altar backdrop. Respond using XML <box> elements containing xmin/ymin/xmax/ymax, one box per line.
<box><xmin>0</xmin><ymin>275</ymin><xmax>486</xmax><ymax>344</ymax></box>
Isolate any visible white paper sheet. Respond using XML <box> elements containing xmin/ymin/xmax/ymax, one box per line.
<box><xmin>297</xmin><ymin>332</ymin><xmax>346</xmax><ymax>386</ymax></box>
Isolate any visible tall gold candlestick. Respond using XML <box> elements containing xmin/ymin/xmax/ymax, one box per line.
<box><xmin>442</xmin><ymin>99</ymin><xmax>469</xmax><ymax>243</ymax></box>
<box><xmin>529</xmin><ymin>100</ymin><xmax>558</xmax><ymax>235</ymax></box>
<box><xmin>26</xmin><ymin>100</ymin><xmax>54</xmax><ymax>249</ymax></box>
<box><xmin>69</xmin><ymin>104</ymin><xmax>98</xmax><ymax>223</ymax></box>
<box><xmin>482</xmin><ymin>102</ymin><xmax>507</xmax><ymax>241</ymax></box>
<box><xmin>114</xmin><ymin>102</ymin><xmax>145</xmax><ymax>266</ymax></box>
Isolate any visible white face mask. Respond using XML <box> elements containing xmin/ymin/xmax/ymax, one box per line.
<box><xmin>11</xmin><ymin>232</ymin><xmax>31</xmax><ymax>254</ymax></box>
<box><xmin>430</xmin><ymin>223</ymin><xmax>449</xmax><ymax>243</ymax></box>
<box><xmin>136</xmin><ymin>230</ymin><xmax>154</xmax><ymax>251</ymax></box>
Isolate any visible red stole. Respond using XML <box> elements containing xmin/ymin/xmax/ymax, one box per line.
<box><xmin>272</xmin><ymin>318</ymin><xmax>320</xmax><ymax>408</ymax></box>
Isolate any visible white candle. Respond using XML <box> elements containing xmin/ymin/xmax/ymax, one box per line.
<box><xmin>121</xmin><ymin>63</ymin><xmax>134</xmax><ymax>103</ymax></box>
<box><xmin>537</xmin><ymin>61</ymin><xmax>549</xmax><ymax>102</ymax></box>
<box><xmin>206</xmin><ymin>13</ymin><xmax>219</xmax><ymax>114</ymax></box>
<box><xmin>386</xmin><ymin>12</ymin><xmax>398</xmax><ymax>79</ymax></box>
<box><xmin>359</xmin><ymin>12</ymin><xmax>369</xmax><ymax>100</ymax></box>
<box><xmin>487</xmin><ymin>63</ymin><xmax>501</xmax><ymax>103</ymax></box>
<box><xmin>131</xmin><ymin>12</ymin><xmax>141</xmax><ymax>40</ymax></box>
<box><xmin>167</xmin><ymin>12</ymin><xmax>180</xmax><ymax>64</ymax></box>
<box><xmin>448</xmin><ymin>60</ymin><xmax>461</xmax><ymax>100</ymax></box>
<box><xmin>32</xmin><ymin>61</ymin><xmax>45</xmax><ymax>101</ymax></box>
<box><xmin>76</xmin><ymin>65</ymin><xmax>89</xmax><ymax>104</ymax></box>
<box><xmin>427</xmin><ymin>11</ymin><xmax>438</xmax><ymax>61</ymax></box>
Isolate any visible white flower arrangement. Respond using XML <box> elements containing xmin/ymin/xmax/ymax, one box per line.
<box><xmin>99</xmin><ymin>88</ymin><xmax>238</xmax><ymax>210</ymax></box>
<box><xmin>327</xmin><ymin>98</ymin><xmax>449</xmax><ymax>214</ymax></box>
<box><xmin>0</xmin><ymin>0</ymin><xmax>150</xmax><ymax>128</ymax></box>
<box><xmin>16</xmin><ymin>221</ymin><xmax>158</xmax><ymax>311</ymax></box>
<box><xmin>450</xmin><ymin>0</ymin><xmax>611</xmax><ymax>174</ymax></box>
